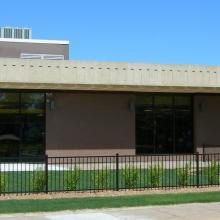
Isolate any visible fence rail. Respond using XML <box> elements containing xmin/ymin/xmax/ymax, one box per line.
<box><xmin>0</xmin><ymin>153</ymin><xmax>220</xmax><ymax>195</ymax></box>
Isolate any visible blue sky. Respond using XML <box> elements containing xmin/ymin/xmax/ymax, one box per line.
<box><xmin>1</xmin><ymin>0</ymin><xmax>220</xmax><ymax>65</ymax></box>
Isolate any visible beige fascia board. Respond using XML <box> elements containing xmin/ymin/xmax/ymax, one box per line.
<box><xmin>0</xmin><ymin>58</ymin><xmax>220</xmax><ymax>93</ymax></box>
<box><xmin>1</xmin><ymin>83</ymin><xmax>220</xmax><ymax>94</ymax></box>
<box><xmin>0</xmin><ymin>38</ymin><xmax>69</xmax><ymax>45</ymax></box>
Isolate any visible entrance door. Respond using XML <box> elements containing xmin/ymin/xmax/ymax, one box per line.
<box><xmin>136</xmin><ymin>94</ymin><xmax>193</xmax><ymax>154</ymax></box>
<box><xmin>155</xmin><ymin>109</ymin><xmax>173</xmax><ymax>153</ymax></box>
<box><xmin>136</xmin><ymin>95</ymin><xmax>154</xmax><ymax>154</ymax></box>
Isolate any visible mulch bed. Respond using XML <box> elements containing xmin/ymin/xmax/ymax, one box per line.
<box><xmin>0</xmin><ymin>186</ymin><xmax>220</xmax><ymax>201</ymax></box>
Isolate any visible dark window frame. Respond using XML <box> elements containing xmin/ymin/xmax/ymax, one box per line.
<box><xmin>0</xmin><ymin>90</ymin><xmax>46</xmax><ymax>157</ymax></box>
<box><xmin>135</xmin><ymin>93</ymin><xmax>193</xmax><ymax>154</ymax></box>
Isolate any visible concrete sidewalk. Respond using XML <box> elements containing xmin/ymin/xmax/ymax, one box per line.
<box><xmin>0</xmin><ymin>202</ymin><xmax>220</xmax><ymax>220</ymax></box>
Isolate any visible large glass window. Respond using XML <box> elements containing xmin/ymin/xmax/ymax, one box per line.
<box><xmin>174</xmin><ymin>95</ymin><xmax>193</xmax><ymax>153</ymax></box>
<box><xmin>0</xmin><ymin>92</ymin><xmax>45</xmax><ymax>157</ymax></box>
<box><xmin>20</xmin><ymin>93</ymin><xmax>45</xmax><ymax>157</ymax></box>
<box><xmin>136</xmin><ymin>94</ymin><xmax>193</xmax><ymax>154</ymax></box>
<box><xmin>136</xmin><ymin>96</ymin><xmax>154</xmax><ymax>153</ymax></box>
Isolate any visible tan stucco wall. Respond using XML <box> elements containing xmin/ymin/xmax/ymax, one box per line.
<box><xmin>0</xmin><ymin>42</ymin><xmax>69</xmax><ymax>59</ymax></box>
<box><xmin>194</xmin><ymin>95</ymin><xmax>220</xmax><ymax>153</ymax></box>
<box><xmin>46</xmin><ymin>92</ymin><xmax>135</xmax><ymax>156</ymax></box>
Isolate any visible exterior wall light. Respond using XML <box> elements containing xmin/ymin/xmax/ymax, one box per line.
<box><xmin>129</xmin><ymin>100</ymin><xmax>135</xmax><ymax>112</ymax></box>
<box><xmin>198</xmin><ymin>102</ymin><xmax>205</xmax><ymax>113</ymax></box>
<box><xmin>46</xmin><ymin>93</ymin><xmax>55</xmax><ymax>111</ymax></box>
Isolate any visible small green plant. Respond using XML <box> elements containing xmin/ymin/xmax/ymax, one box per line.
<box><xmin>204</xmin><ymin>160</ymin><xmax>220</xmax><ymax>185</ymax></box>
<box><xmin>65</xmin><ymin>166</ymin><xmax>81</xmax><ymax>191</ymax></box>
<box><xmin>145</xmin><ymin>164</ymin><xmax>163</xmax><ymax>188</ymax></box>
<box><xmin>0</xmin><ymin>172</ymin><xmax>5</xmax><ymax>193</ymax></box>
<box><xmin>176</xmin><ymin>162</ymin><xmax>191</xmax><ymax>186</ymax></box>
<box><xmin>32</xmin><ymin>169</ymin><xmax>46</xmax><ymax>192</ymax></box>
<box><xmin>92</xmin><ymin>170</ymin><xmax>111</xmax><ymax>189</ymax></box>
<box><xmin>122</xmin><ymin>166</ymin><xmax>140</xmax><ymax>189</ymax></box>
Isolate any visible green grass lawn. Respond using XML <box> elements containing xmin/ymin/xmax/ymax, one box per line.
<box><xmin>0</xmin><ymin>191</ymin><xmax>220</xmax><ymax>213</ymax></box>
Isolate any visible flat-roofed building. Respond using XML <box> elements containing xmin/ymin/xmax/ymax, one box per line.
<box><xmin>0</xmin><ymin>27</ymin><xmax>69</xmax><ymax>60</ymax></box>
<box><xmin>0</xmin><ymin>27</ymin><xmax>219</xmax><ymax>157</ymax></box>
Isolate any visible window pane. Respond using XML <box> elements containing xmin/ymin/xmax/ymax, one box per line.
<box><xmin>21</xmin><ymin>122</ymin><xmax>44</xmax><ymax>156</ymax></box>
<box><xmin>175</xmin><ymin>110</ymin><xmax>193</xmax><ymax>153</ymax></box>
<box><xmin>0</xmin><ymin>123</ymin><xmax>20</xmax><ymax>157</ymax></box>
<box><xmin>154</xmin><ymin>96</ymin><xmax>172</xmax><ymax>107</ymax></box>
<box><xmin>20</xmin><ymin>93</ymin><xmax>45</xmax><ymax>156</ymax></box>
<box><xmin>0</xmin><ymin>92</ymin><xmax>45</xmax><ymax>157</ymax></box>
<box><xmin>136</xmin><ymin>108</ymin><xmax>154</xmax><ymax>154</ymax></box>
<box><xmin>156</xmin><ymin>109</ymin><xmax>173</xmax><ymax>153</ymax></box>
<box><xmin>174</xmin><ymin>96</ymin><xmax>191</xmax><ymax>109</ymax></box>
<box><xmin>0</xmin><ymin>93</ymin><xmax>20</xmax><ymax>157</ymax></box>
<box><xmin>136</xmin><ymin>95</ymin><xmax>153</xmax><ymax>107</ymax></box>
<box><xmin>0</xmin><ymin>92</ymin><xmax>19</xmax><ymax>114</ymax></box>
<box><xmin>21</xmin><ymin>93</ymin><xmax>44</xmax><ymax>115</ymax></box>
<box><xmin>136</xmin><ymin>95</ymin><xmax>154</xmax><ymax>154</ymax></box>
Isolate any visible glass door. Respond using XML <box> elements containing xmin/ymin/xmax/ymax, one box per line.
<box><xmin>155</xmin><ymin>109</ymin><xmax>173</xmax><ymax>153</ymax></box>
<box><xmin>136</xmin><ymin>96</ymin><xmax>154</xmax><ymax>154</ymax></box>
<box><xmin>154</xmin><ymin>96</ymin><xmax>173</xmax><ymax>153</ymax></box>
<box><xmin>136</xmin><ymin>94</ymin><xmax>193</xmax><ymax>154</ymax></box>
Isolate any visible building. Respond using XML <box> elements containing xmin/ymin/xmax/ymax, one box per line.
<box><xmin>0</xmin><ymin>27</ymin><xmax>219</xmax><ymax>158</ymax></box>
<box><xmin>0</xmin><ymin>27</ymin><xmax>68</xmax><ymax>60</ymax></box>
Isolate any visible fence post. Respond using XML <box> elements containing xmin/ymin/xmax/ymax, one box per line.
<box><xmin>196</xmin><ymin>152</ymin><xmax>200</xmax><ymax>188</ymax></box>
<box><xmin>45</xmin><ymin>154</ymin><xmax>48</xmax><ymax>194</ymax></box>
<box><xmin>116</xmin><ymin>153</ymin><xmax>119</xmax><ymax>191</ymax></box>
<box><xmin>202</xmin><ymin>144</ymin><xmax>205</xmax><ymax>162</ymax></box>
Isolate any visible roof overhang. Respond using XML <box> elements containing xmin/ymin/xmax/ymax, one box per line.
<box><xmin>0</xmin><ymin>58</ymin><xmax>220</xmax><ymax>93</ymax></box>
<box><xmin>0</xmin><ymin>38</ymin><xmax>69</xmax><ymax>45</ymax></box>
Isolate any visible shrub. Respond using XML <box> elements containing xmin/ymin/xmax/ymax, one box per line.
<box><xmin>176</xmin><ymin>162</ymin><xmax>191</xmax><ymax>186</ymax></box>
<box><xmin>92</xmin><ymin>170</ymin><xmax>111</xmax><ymax>190</ymax></box>
<box><xmin>65</xmin><ymin>166</ymin><xmax>81</xmax><ymax>191</ymax></box>
<box><xmin>145</xmin><ymin>164</ymin><xmax>163</xmax><ymax>188</ymax></box>
<box><xmin>32</xmin><ymin>169</ymin><xmax>46</xmax><ymax>192</ymax></box>
<box><xmin>204</xmin><ymin>160</ymin><xmax>220</xmax><ymax>185</ymax></box>
<box><xmin>0</xmin><ymin>173</ymin><xmax>5</xmax><ymax>193</ymax></box>
<box><xmin>122</xmin><ymin>166</ymin><xmax>140</xmax><ymax>189</ymax></box>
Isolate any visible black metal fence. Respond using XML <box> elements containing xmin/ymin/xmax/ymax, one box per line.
<box><xmin>0</xmin><ymin>153</ymin><xmax>220</xmax><ymax>195</ymax></box>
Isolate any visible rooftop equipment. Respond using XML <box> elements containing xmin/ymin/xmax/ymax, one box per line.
<box><xmin>0</xmin><ymin>27</ymin><xmax>32</xmax><ymax>39</ymax></box>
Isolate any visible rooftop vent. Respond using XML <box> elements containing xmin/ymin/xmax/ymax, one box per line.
<box><xmin>0</xmin><ymin>27</ymin><xmax>32</xmax><ymax>39</ymax></box>
<box><xmin>20</xmin><ymin>53</ymin><xmax>64</xmax><ymax>60</ymax></box>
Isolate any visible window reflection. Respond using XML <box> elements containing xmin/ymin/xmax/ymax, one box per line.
<box><xmin>0</xmin><ymin>92</ymin><xmax>45</xmax><ymax>157</ymax></box>
<box><xmin>0</xmin><ymin>93</ymin><xmax>19</xmax><ymax>114</ymax></box>
<box><xmin>154</xmin><ymin>96</ymin><xmax>172</xmax><ymax>107</ymax></box>
<box><xmin>174</xmin><ymin>96</ymin><xmax>191</xmax><ymax>109</ymax></box>
<box><xmin>136</xmin><ymin>95</ymin><xmax>193</xmax><ymax>154</ymax></box>
<box><xmin>21</xmin><ymin>93</ymin><xmax>44</xmax><ymax>115</ymax></box>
